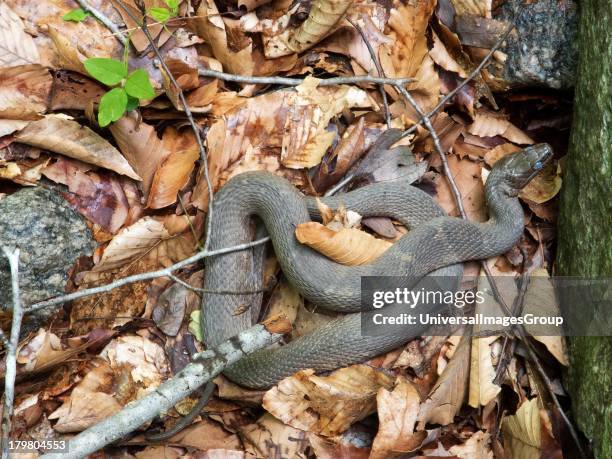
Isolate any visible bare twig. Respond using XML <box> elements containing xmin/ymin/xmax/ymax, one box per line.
<box><xmin>25</xmin><ymin>237</ymin><xmax>270</xmax><ymax>314</ymax></box>
<box><xmin>346</xmin><ymin>17</ymin><xmax>391</xmax><ymax>127</ymax></box>
<box><xmin>0</xmin><ymin>247</ymin><xmax>22</xmax><ymax>459</ymax></box>
<box><xmin>396</xmin><ymin>84</ymin><xmax>467</xmax><ymax>217</ymax></box>
<box><xmin>114</xmin><ymin>0</ymin><xmax>216</xmax><ymax>252</ymax></box>
<box><xmin>40</xmin><ymin>316</ymin><xmax>290</xmax><ymax>459</ymax></box>
<box><xmin>401</xmin><ymin>21</ymin><xmax>515</xmax><ymax>139</ymax></box>
<box><xmin>198</xmin><ymin>68</ymin><xmax>413</xmax><ymax>87</ymax></box>
<box><xmin>74</xmin><ymin>0</ymin><xmax>128</xmax><ymax>47</ymax></box>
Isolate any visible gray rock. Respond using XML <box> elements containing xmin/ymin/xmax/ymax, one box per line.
<box><xmin>0</xmin><ymin>187</ymin><xmax>95</xmax><ymax>332</ymax></box>
<box><xmin>496</xmin><ymin>0</ymin><xmax>578</xmax><ymax>89</ymax></box>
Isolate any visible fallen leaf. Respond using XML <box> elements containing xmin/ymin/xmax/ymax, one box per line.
<box><xmin>502</xmin><ymin>398</ymin><xmax>542</xmax><ymax>459</ymax></box>
<box><xmin>263</xmin><ymin>365</ymin><xmax>394</xmax><ymax>436</ymax></box>
<box><xmin>0</xmin><ymin>3</ymin><xmax>40</xmax><ymax>67</ymax></box>
<box><xmin>520</xmin><ymin>162</ymin><xmax>562</xmax><ymax>204</ymax></box>
<box><xmin>195</xmin><ymin>0</ymin><xmax>255</xmax><ymax>75</ymax></box>
<box><xmin>451</xmin><ymin>0</ymin><xmax>492</xmax><ymax>17</ymax></box>
<box><xmin>433</xmin><ymin>153</ymin><xmax>486</xmax><ymax>221</ymax></box>
<box><xmin>156</xmin><ymin>418</ymin><xmax>242</xmax><ymax>451</ymax></box>
<box><xmin>109</xmin><ymin>116</ymin><xmax>169</xmax><ymax>196</ymax></box>
<box><xmin>449</xmin><ymin>430</ymin><xmax>494</xmax><ymax>458</ymax></box>
<box><xmin>241</xmin><ymin>413</ymin><xmax>309</xmax><ymax>458</ymax></box>
<box><xmin>48</xmin><ymin>361</ymin><xmax>122</xmax><ymax>432</ymax></box>
<box><xmin>93</xmin><ymin>217</ymin><xmax>171</xmax><ymax>272</ymax></box>
<box><xmin>429</xmin><ymin>30</ymin><xmax>467</xmax><ymax>78</ymax></box>
<box><xmin>417</xmin><ymin>334</ymin><xmax>470</xmax><ymax>428</ymax></box>
<box><xmin>370</xmin><ymin>376</ymin><xmax>427</xmax><ymax>459</ymax></box>
<box><xmin>17</xmin><ymin>329</ymin><xmax>64</xmax><ymax>371</ymax></box>
<box><xmin>0</xmin><ymin>64</ymin><xmax>51</xmax><ymax>119</ymax></box>
<box><xmin>468</xmin><ymin>336</ymin><xmax>502</xmax><ymax>407</ymax></box>
<box><xmin>295</xmin><ymin>222</ymin><xmax>392</xmax><ymax>265</ymax></box>
<box><xmin>42</xmin><ymin>157</ymin><xmax>129</xmax><ymax>233</ymax></box>
<box><xmin>16</xmin><ymin>115</ymin><xmax>140</xmax><ymax>180</ymax></box>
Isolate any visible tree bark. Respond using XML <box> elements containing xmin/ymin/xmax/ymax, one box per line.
<box><xmin>556</xmin><ymin>1</ymin><xmax>611</xmax><ymax>457</ymax></box>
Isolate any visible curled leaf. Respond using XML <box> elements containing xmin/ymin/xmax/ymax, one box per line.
<box><xmin>295</xmin><ymin>222</ymin><xmax>392</xmax><ymax>265</ymax></box>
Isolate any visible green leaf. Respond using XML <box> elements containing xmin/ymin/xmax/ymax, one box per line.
<box><xmin>126</xmin><ymin>95</ymin><xmax>140</xmax><ymax>112</ymax></box>
<box><xmin>124</xmin><ymin>69</ymin><xmax>155</xmax><ymax>100</ymax></box>
<box><xmin>165</xmin><ymin>0</ymin><xmax>180</xmax><ymax>14</ymax></box>
<box><xmin>149</xmin><ymin>7</ymin><xmax>171</xmax><ymax>23</ymax></box>
<box><xmin>63</xmin><ymin>8</ymin><xmax>90</xmax><ymax>22</ymax></box>
<box><xmin>84</xmin><ymin>58</ymin><xmax>127</xmax><ymax>86</ymax></box>
<box><xmin>98</xmin><ymin>88</ymin><xmax>128</xmax><ymax>127</ymax></box>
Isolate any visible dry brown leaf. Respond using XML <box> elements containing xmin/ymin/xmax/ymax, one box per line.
<box><xmin>370</xmin><ymin>376</ymin><xmax>427</xmax><ymax>459</ymax></box>
<box><xmin>16</xmin><ymin>115</ymin><xmax>140</xmax><ymax>180</ymax></box>
<box><xmin>42</xmin><ymin>157</ymin><xmax>130</xmax><ymax>233</ymax></box>
<box><xmin>46</xmin><ymin>24</ymin><xmax>87</xmax><ymax>74</ymax></box>
<box><xmin>264</xmin><ymin>0</ymin><xmax>352</xmax><ymax>58</ymax></box>
<box><xmin>0</xmin><ymin>3</ymin><xmax>39</xmax><ymax>67</ymax></box>
<box><xmin>110</xmin><ymin>116</ymin><xmax>169</xmax><ymax>196</ymax></box>
<box><xmin>241</xmin><ymin>413</ymin><xmax>309</xmax><ymax>458</ymax></box>
<box><xmin>156</xmin><ymin>418</ymin><xmax>242</xmax><ymax>452</ymax></box>
<box><xmin>295</xmin><ymin>222</ymin><xmax>392</xmax><ymax>265</ymax></box>
<box><xmin>48</xmin><ymin>361</ymin><xmax>122</xmax><ymax>432</ymax></box>
<box><xmin>0</xmin><ymin>156</ymin><xmax>49</xmax><ymax>186</ymax></box>
<box><xmin>434</xmin><ymin>154</ymin><xmax>486</xmax><ymax>221</ymax></box>
<box><xmin>214</xmin><ymin>375</ymin><xmax>266</xmax><ymax>406</ymax></box>
<box><xmin>101</xmin><ymin>334</ymin><xmax>170</xmax><ymax>390</ymax></box>
<box><xmin>266</xmin><ymin>280</ymin><xmax>303</xmax><ymax>326</ymax></box>
<box><xmin>520</xmin><ymin>162</ymin><xmax>562</xmax><ymax>204</ymax></box>
<box><xmin>381</xmin><ymin>0</ymin><xmax>435</xmax><ymax>80</ymax></box>
<box><xmin>93</xmin><ymin>217</ymin><xmax>171</xmax><ymax>272</ymax></box>
<box><xmin>263</xmin><ymin>365</ymin><xmax>394</xmax><ymax>436</ymax></box>
<box><xmin>111</xmin><ymin>0</ymin><xmax>166</xmax><ymax>53</ymax></box>
<box><xmin>0</xmin><ymin>65</ymin><xmax>51</xmax><ymax>120</ymax></box>
<box><xmin>147</xmin><ymin>128</ymin><xmax>199</xmax><ymax>209</ymax></box>
<box><xmin>417</xmin><ymin>334</ymin><xmax>470</xmax><ymax>428</ymax></box>
<box><xmin>429</xmin><ymin>30</ymin><xmax>468</xmax><ymax>78</ymax></box>
<box><xmin>448</xmin><ymin>430</ymin><xmax>494</xmax><ymax>458</ymax></box>
<box><xmin>282</xmin><ymin>78</ymin><xmax>373</xmax><ymax>168</ymax></box>
<box><xmin>467</xmin><ymin>110</ymin><xmax>509</xmax><ymax>138</ymax></box>
<box><xmin>468</xmin><ymin>336</ymin><xmax>501</xmax><ymax>407</ymax></box>
<box><xmin>502</xmin><ymin>398</ymin><xmax>542</xmax><ymax>459</ymax></box>
<box><xmin>308</xmin><ymin>430</ymin><xmax>371</xmax><ymax>458</ymax></box>
<box><xmin>17</xmin><ymin>329</ymin><xmax>64</xmax><ymax>371</ymax></box>
<box><xmin>502</xmin><ymin>123</ymin><xmax>534</xmax><ymax>145</ymax></box>
<box><xmin>0</xmin><ymin>119</ymin><xmax>28</xmax><ymax>136</ymax></box>
<box><xmin>195</xmin><ymin>0</ymin><xmax>254</xmax><ymax>75</ymax></box>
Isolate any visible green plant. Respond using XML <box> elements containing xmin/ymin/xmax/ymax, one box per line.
<box><xmin>62</xmin><ymin>8</ymin><xmax>90</xmax><ymax>22</ymax></box>
<box><xmin>84</xmin><ymin>58</ymin><xmax>155</xmax><ymax>127</ymax></box>
<box><xmin>149</xmin><ymin>0</ymin><xmax>180</xmax><ymax>24</ymax></box>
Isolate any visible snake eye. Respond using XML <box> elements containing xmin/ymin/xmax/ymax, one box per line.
<box><xmin>534</xmin><ymin>160</ymin><xmax>543</xmax><ymax>171</ymax></box>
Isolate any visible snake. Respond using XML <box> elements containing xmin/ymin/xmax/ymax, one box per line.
<box><xmin>200</xmin><ymin>141</ymin><xmax>553</xmax><ymax>389</ymax></box>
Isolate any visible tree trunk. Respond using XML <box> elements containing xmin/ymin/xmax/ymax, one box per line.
<box><xmin>556</xmin><ymin>1</ymin><xmax>611</xmax><ymax>458</ymax></box>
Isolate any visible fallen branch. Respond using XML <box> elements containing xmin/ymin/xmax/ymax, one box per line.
<box><xmin>0</xmin><ymin>247</ymin><xmax>23</xmax><ymax>459</ymax></box>
<box><xmin>25</xmin><ymin>237</ymin><xmax>270</xmax><ymax>313</ymax></box>
<box><xmin>39</xmin><ymin>315</ymin><xmax>291</xmax><ymax>459</ymax></box>
<box><xmin>198</xmin><ymin>67</ymin><xmax>413</xmax><ymax>87</ymax></box>
<box><xmin>74</xmin><ymin>0</ymin><xmax>128</xmax><ymax>47</ymax></box>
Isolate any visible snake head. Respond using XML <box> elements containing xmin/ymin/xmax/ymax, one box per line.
<box><xmin>492</xmin><ymin>143</ymin><xmax>554</xmax><ymax>193</ymax></box>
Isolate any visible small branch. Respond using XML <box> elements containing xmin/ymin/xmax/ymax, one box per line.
<box><xmin>0</xmin><ymin>247</ymin><xmax>23</xmax><ymax>459</ymax></box>
<box><xmin>346</xmin><ymin>17</ymin><xmax>391</xmax><ymax>127</ymax></box>
<box><xmin>25</xmin><ymin>237</ymin><xmax>270</xmax><ymax>314</ymax></box>
<box><xmin>198</xmin><ymin>68</ymin><xmax>413</xmax><ymax>87</ymax></box>
<box><xmin>74</xmin><ymin>0</ymin><xmax>128</xmax><ymax>47</ymax></box>
<box><xmin>396</xmin><ymin>85</ymin><xmax>467</xmax><ymax>218</ymax></box>
<box><xmin>401</xmin><ymin>20</ymin><xmax>515</xmax><ymax>139</ymax></box>
<box><xmin>40</xmin><ymin>315</ymin><xmax>291</xmax><ymax>459</ymax></box>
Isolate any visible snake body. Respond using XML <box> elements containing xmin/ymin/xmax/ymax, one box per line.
<box><xmin>201</xmin><ymin>144</ymin><xmax>552</xmax><ymax>389</ymax></box>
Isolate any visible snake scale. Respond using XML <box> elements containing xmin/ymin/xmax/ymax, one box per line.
<box><xmin>201</xmin><ymin>142</ymin><xmax>553</xmax><ymax>389</ymax></box>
